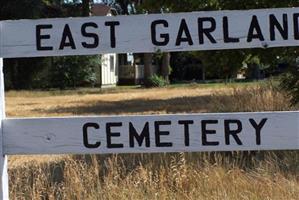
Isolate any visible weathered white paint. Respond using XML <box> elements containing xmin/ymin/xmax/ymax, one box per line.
<box><xmin>0</xmin><ymin>58</ymin><xmax>9</xmax><ymax>200</ymax></box>
<box><xmin>3</xmin><ymin>112</ymin><xmax>299</xmax><ymax>155</ymax></box>
<box><xmin>101</xmin><ymin>53</ymin><xmax>118</xmax><ymax>87</ymax></box>
<box><xmin>0</xmin><ymin>7</ymin><xmax>299</xmax><ymax>199</ymax></box>
<box><xmin>1</xmin><ymin>7</ymin><xmax>299</xmax><ymax>58</ymax></box>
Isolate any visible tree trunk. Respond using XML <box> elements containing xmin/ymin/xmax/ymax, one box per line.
<box><xmin>202</xmin><ymin>65</ymin><xmax>206</xmax><ymax>82</ymax></box>
<box><xmin>12</xmin><ymin>60</ymin><xmax>18</xmax><ymax>89</ymax></box>
<box><xmin>82</xmin><ymin>0</ymin><xmax>90</xmax><ymax>17</ymax></box>
<box><xmin>144</xmin><ymin>53</ymin><xmax>153</xmax><ymax>86</ymax></box>
<box><xmin>117</xmin><ymin>0</ymin><xmax>129</xmax><ymax>14</ymax></box>
<box><xmin>161</xmin><ymin>52</ymin><xmax>170</xmax><ymax>83</ymax></box>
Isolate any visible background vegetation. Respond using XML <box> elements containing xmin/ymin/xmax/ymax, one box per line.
<box><xmin>1</xmin><ymin>0</ymin><xmax>299</xmax><ymax>93</ymax></box>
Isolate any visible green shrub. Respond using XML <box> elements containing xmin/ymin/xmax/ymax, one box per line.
<box><xmin>146</xmin><ymin>75</ymin><xmax>168</xmax><ymax>87</ymax></box>
<box><xmin>50</xmin><ymin>55</ymin><xmax>99</xmax><ymax>89</ymax></box>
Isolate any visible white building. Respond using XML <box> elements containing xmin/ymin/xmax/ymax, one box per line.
<box><xmin>92</xmin><ymin>4</ymin><xmax>158</xmax><ymax>87</ymax></box>
<box><xmin>91</xmin><ymin>4</ymin><xmax>118</xmax><ymax>87</ymax></box>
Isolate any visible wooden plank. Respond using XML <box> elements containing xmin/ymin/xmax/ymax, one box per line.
<box><xmin>3</xmin><ymin>112</ymin><xmax>299</xmax><ymax>155</ymax></box>
<box><xmin>0</xmin><ymin>58</ymin><xmax>9</xmax><ymax>200</ymax></box>
<box><xmin>1</xmin><ymin>7</ymin><xmax>299</xmax><ymax>58</ymax></box>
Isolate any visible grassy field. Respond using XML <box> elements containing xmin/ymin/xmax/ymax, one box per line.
<box><xmin>5</xmin><ymin>81</ymin><xmax>263</xmax><ymax>118</ymax></box>
<box><xmin>6</xmin><ymin>81</ymin><xmax>299</xmax><ymax>199</ymax></box>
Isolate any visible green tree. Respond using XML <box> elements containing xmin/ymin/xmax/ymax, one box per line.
<box><xmin>0</xmin><ymin>0</ymin><xmax>51</xmax><ymax>89</ymax></box>
<box><xmin>50</xmin><ymin>0</ymin><xmax>101</xmax><ymax>89</ymax></box>
<box><xmin>82</xmin><ymin>0</ymin><xmax>91</xmax><ymax>16</ymax></box>
<box><xmin>140</xmin><ymin>0</ymin><xmax>299</xmax><ymax>81</ymax></box>
<box><xmin>1</xmin><ymin>0</ymin><xmax>102</xmax><ymax>90</ymax></box>
<box><xmin>50</xmin><ymin>56</ymin><xmax>98</xmax><ymax>89</ymax></box>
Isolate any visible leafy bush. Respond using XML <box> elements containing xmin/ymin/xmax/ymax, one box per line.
<box><xmin>146</xmin><ymin>75</ymin><xmax>168</xmax><ymax>87</ymax></box>
<box><xmin>4</xmin><ymin>57</ymin><xmax>51</xmax><ymax>90</ymax></box>
<box><xmin>50</xmin><ymin>56</ymin><xmax>99</xmax><ymax>89</ymax></box>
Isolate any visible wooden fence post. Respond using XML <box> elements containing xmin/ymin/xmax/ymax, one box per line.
<box><xmin>0</xmin><ymin>58</ymin><xmax>8</xmax><ymax>199</ymax></box>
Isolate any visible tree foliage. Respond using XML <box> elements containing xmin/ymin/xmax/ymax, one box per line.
<box><xmin>139</xmin><ymin>0</ymin><xmax>299</xmax><ymax>12</ymax></box>
<box><xmin>137</xmin><ymin>0</ymin><xmax>299</xmax><ymax>81</ymax></box>
<box><xmin>1</xmin><ymin>0</ymin><xmax>100</xmax><ymax>90</ymax></box>
<box><xmin>93</xmin><ymin>0</ymin><xmax>299</xmax><ymax>101</ymax></box>
<box><xmin>2</xmin><ymin>0</ymin><xmax>299</xmax><ymax>90</ymax></box>
<box><xmin>50</xmin><ymin>56</ymin><xmax>99</xmax><ymax>89</ymax></box>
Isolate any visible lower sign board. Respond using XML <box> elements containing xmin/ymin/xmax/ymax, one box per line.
<box><xmin>3</xmin><ymin>111</ymin><xmax>299</xmax><ymax>155</ymax></box>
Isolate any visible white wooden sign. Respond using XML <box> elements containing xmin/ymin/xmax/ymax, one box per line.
<box><xmin>1</xmin><ymin>7</ymin><xmax>299</xmax><ymax>58</ymax></box>
<box><xmin>3</xmin><ymin>112</ymin><xmax>299</xmax><ymax>155</ymax></box>
<box><xmin>0</xmin><ymin>59</ymin><xmax>8</xmax><ymax>200</ymax></box>
<box><xmin>1</xmin><ymin>7</ymin><xmax>299</xmax><ymax>199</ymax></box>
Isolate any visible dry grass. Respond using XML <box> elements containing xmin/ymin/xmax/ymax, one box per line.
<box><xmin>6</xmin><ymin>82</ymin><xmax>299</xmax><ymax>200</ymax></box>
<box><xmin>5</xmin><ymin>85</ymin><xmax>226</xmax><ymax>117</ymax></box>
<box><xmin>9</xmin><ymin>152</ymin><xmax>299</xmax><ymax>200</ymax></box>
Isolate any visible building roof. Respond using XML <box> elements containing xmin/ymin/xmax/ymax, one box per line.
<box><xmin>91</xmin><ymin>4</ymin><xmax>111</xmax><ymax>16</ymax></box>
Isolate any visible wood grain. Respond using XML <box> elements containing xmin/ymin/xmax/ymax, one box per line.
<box><xmin>1</xmin><ymin>7</ymin><xmax>299</xmax><ymax>58</ymax></box>
<box><xmin>0</xmin><ymin>58</ymin><xmax>9</xmax><ymax>199</ymax></box>
<box><xmin>3</xmin><ymin>112</ymin><xmax>299</xmax><ymax>155</ymax></box>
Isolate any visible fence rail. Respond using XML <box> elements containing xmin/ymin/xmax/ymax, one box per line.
<box><xmin>1</xmin><ymin>7</ymin><xmax>299</xmax><ymax>199</ymax></box>
<box><xmin>3</xmin><ymin>112</ymin><xmax>299</xmax><ymax>155</ymax></box>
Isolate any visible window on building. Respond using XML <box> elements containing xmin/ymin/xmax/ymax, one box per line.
<box><xmin>110</xmin><ymin>55</ymin><xmax>114</xmax><ymax>72</ymax></box>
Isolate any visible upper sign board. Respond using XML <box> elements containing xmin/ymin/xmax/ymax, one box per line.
<box><xmin>0</xmin><ymin>7</ymin><xmax>299</xmax><ymax>58</ymax></box>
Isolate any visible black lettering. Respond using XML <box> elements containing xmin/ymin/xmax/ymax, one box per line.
<box><xmin>223</xmin><ymin>16</ymin><xmax>240</xmax><ymax>43</ymax></box>
<box><xmin>155</xmin><ymin>121</ymin><xmax>172</xmax><ymax>147</ymax></box>
<box><xmin>81</xmin><ymin>22</ymin><xmax>99</xmax><ymax>48</ymax></box>
<box><xmin>201</xmin><ymin>120</ymin><xmax>219</xmax><ymax>146</ymax></box>
<box><xmin>175</xmin><ymin>19</ymin><xmax>194</xmax><ymax>46</ymax></box>
<box><xmin>224</xmin><ymin>120</ymin><xmax>243</xmax><ymax>145</ymax></box>
<box><xmin>59</xmin><ymin>24</ymin><xmax>76</xmax><ymax>50</ymax></box>
<box><xmin>293</xmin><ymin>13</ymin><xmax>299</xmax><ymax>40</ymax></box>
<box><xmin>105</xmin><ymin>21</ymin><xmax>120</xmax><ymax>48</ymax></box>
<box><xmin>178</xmin><ymin>120</ymin><xmax>194</xmax><ymax>146</ymax></box>
<box><xmin>106</xmin><ymin>122</ymin><xmax>123</xmax><ymax>148</ymax></box>
<box><xmin>270</xmin><ymin>14</ymin><xmax>288</xmax><ymax>41</ymax></box>
<box><xmin>247</xmin><ymin>15</ymin><xmax>265</xmax><ymax>42</ymax></box>
<box><xmin>249</xmin><ymin>118</ymin><xmax>268</xmax><ymax>145</ymax></box>
<box><xmin>129</xmin><ymin>122</ymin><xmax>150</xmax><ymax>147</ymax></box>
<box><xmin>198</xmin><ymin>17</ymin><xmax>217</xmax><ymax>44</ymax></box>
<box><xmin>151</xmin><ymin>20</ymin><xmax>169</xmax><ymax>46</ymax></box>
<box><xmin>83</xmin><ymin>123</ymin><xmax>101</xmax><ymax>148</ymax></box>
<box><xmin>36</xmin><ymin>24</ymin><xmax>53</xmax><ymax>51</ymax></box>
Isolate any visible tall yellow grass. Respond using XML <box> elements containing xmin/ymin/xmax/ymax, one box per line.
<box><xmin>7</xmin><ymin>83</ymin><xmax>299</xmax><ymax>200</ymax></box>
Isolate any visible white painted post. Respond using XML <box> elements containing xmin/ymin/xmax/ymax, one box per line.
<box><xmin>0</xmin><ymin>58</ymin><xmax>8</xmax><ymax>199</ymax></box>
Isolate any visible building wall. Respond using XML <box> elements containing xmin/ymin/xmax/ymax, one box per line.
<box><xmin>101</xmin><ymin>53</ymin><xmax>118</xmax><ymax>87</ymax></box>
